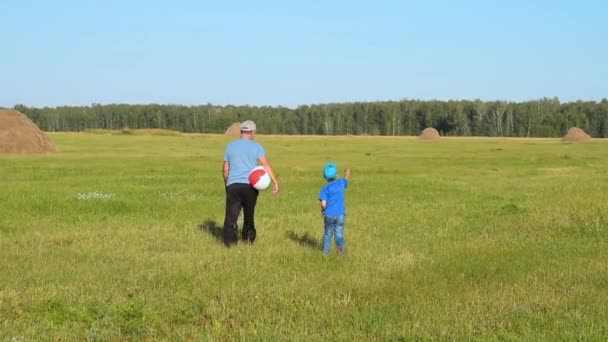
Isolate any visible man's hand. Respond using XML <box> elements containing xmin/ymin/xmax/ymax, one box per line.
<box><xmin>259</xmin><ymin>156</ymin><xmax>279</xmax><ymax>196</ymax></box>
<box><xmin>272</xmin><ymin>181</ymin><xmax>279</xmax><ymax>196</ymax></box>
<box><xmin>222</xmin><ymin>161</ymin><xmax>230</xmax><ymax>185</ymax></box>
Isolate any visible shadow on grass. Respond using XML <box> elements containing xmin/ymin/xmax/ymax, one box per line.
<box><xmin>199</xmin><ymin>219</ymin><xmax>223</xmax><ymax>242</ymax></box>
<box><xmin>287</xmin><ymin>231</ymin><xmax>321</xmax><ymax>251</ymax></box>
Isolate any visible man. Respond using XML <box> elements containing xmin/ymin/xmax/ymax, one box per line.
<box><xmin>222</xmin><ymin>120</ymin><xmax>279</xmax><ymax>246</ymax></box>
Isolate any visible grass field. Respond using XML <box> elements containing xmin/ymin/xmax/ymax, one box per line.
<box><xmin>1</xmin><ymin>133</ymin><xmax>607</xmax><ymax>340</ymax></box>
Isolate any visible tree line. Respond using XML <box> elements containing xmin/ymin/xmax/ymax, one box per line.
<box><xmin>10</xmin><ymin>97</ymin><xmax>608</xmax><ymax>137</ymax></box>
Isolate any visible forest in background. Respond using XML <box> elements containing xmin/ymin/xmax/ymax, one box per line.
<box><xmin>10</xmin><ymin>97</ymin><xmax>608</xmax><ymax>137</ymax></box>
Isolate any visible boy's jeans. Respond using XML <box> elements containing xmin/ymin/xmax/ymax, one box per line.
<box><xmin>323</xmin><ymin>215</ymin><xmax>345</xmax><ymax>254</ymax></box>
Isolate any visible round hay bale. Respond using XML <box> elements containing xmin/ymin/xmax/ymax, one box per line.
<box><xmin>420</xmin><ymin>127</ymin><xmax>440</xmax><ymax>140</ymax></box>
<box><xmin>562</xmin><ymin>127</ymin><xmax>591</xmax><ymax>143</ymax></box>
<box><xmin>0</xmin><ymin>109</ymin><xmax>57</xmax><ymax>153</ymax></box>
<box><xmin>224</xmin><ymin>122</ymin><xmax>241</xmax><ymax>136</ymax></box>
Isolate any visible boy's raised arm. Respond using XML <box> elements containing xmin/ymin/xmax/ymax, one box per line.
<box><xmin>345</xmin><ymin>168</ymin><xmax>351</xmax><ymax>181</ymax></box>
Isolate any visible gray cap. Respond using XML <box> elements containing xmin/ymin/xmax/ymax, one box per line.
<box><xmin>240</xmin><ymin>120</ymin><xmax>256</xmax><ymax>132</ymax></box>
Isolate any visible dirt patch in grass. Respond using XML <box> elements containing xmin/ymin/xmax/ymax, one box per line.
<box><xmin>84</xmin><ymin>128</ymin><xmax>181</xmax><ymax>136</ymax></box>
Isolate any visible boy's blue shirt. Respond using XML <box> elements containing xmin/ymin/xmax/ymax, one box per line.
<box><xmin>319</xmin><ymin>178</ymin><xmax>348</xmax><ymax>217</ymax></box>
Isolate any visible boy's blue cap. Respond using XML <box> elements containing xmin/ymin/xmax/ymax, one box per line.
<box><xmin>323</xmin><ymin>162</ymin><xmax>338</xmax><ymax>180</ymax></box>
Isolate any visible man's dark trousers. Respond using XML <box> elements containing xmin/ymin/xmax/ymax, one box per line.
<box><xmin>223</xmin><ymin>183</ymin><xmax>259</xmax><ymax>246</ymax></box>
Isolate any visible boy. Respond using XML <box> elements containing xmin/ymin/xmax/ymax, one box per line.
<box><xmin>319</xmin><ymin>162</ymin><xmax>351</xmax><ymax>255</ymax></box>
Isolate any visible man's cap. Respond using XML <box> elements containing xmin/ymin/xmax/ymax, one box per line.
<box><xmin>240</xmin><ymin>120</ymin><xmax>256</xmax><ymax>132</ymax></box>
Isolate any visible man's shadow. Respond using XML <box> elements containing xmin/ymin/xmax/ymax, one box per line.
<box><xmin>198</xmin><ymin>219</ymin><xmax>223</xmax><ymax>242</ymax></box>
<box><xmin>287</xmin><ymin>230</ymin><xmax>321</xmax><ymax>250</ymax></box>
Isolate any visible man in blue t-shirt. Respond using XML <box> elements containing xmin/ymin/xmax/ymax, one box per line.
<box><xmin>319</xmin><ymin>162</ymin><xmax>351</xmax><ymax>255</ymax></box>
<box><xmin>222</xmin><ymin>120</ymin><xmax>279</xmax><ymax>246</ymax></box>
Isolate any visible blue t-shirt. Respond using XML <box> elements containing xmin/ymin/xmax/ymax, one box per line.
<box><xmin>224</xmin><ymin>139</ymin><xmax>266</xmax><ymax>186</ymax></box>
<box><xmin>319</xmin><ymin>178</ymin><xmax>348</xmax><ymax>217</ymax></box>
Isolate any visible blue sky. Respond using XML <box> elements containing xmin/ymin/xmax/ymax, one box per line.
<box><xmin>1</xmin><ymin>0</ymin><xmax>607</xmax><ymax>107</ymax></box>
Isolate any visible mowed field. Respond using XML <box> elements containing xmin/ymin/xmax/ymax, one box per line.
<box><xmin>1</xmin><ymin>133</ymin><xmax>607</xmax><ymax>340</ymax></box>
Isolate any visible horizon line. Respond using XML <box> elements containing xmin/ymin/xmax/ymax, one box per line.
<box><xmin>4</xmin><ymin>96</ymin><xmax>608</xmax><ymax>110</ymax></box>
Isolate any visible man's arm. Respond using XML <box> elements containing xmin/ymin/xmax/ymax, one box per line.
<box><xmin>222</xmin><ymin>161</ymin><xmax>230</xmax><ymax>185</ymax></box>
<box><xmin>258</xmin><ymin>156</ymin><xmax>279</xmax><ymax>195</ymax></box>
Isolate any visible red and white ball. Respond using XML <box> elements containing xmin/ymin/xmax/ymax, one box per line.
<box><xmin>249</xmin><ymin>166</ymin><xmax>271</xmax><ymax>190</ymax></box>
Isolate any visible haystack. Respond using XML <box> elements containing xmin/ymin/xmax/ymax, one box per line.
<box><xmin>562</xmin><ymin>127</ymin><xmax>591</xmax><ymax>143</ymax></box>
<box><xmin>420</xmin><ymin>127</ymin><xmax>440</xmax><ymax>140</ymax></box>
<box><xmin>224</xmin><ymin>122</ymin><xmax>241</xmax><ymax>136</ymax></box>
<box><xmin>0</xmin><ymin>109</ymin><xmax>57</xmax><ymax>153</ymax></box>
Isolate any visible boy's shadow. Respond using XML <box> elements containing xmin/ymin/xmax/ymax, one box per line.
<box><xmin>198</xmin><ymin>219</ymin><xmax>223</xmax><ymax>242</ymax></box>
<box><xmin>287</xmin><ymin>230</ymin><xmax>321</xmax><ymax>250</ymax></box>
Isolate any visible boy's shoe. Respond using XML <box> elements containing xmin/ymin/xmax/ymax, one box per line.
<box><xmin>338</xmin><ymin>246</ymin><xmax>347</xmax><ymax>256</ymax></box>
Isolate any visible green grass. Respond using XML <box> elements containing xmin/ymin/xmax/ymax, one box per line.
<box><xmin>1</xmin><ymin>133</ymin><xmax>607</xmax><ymax>340</ymax></box>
